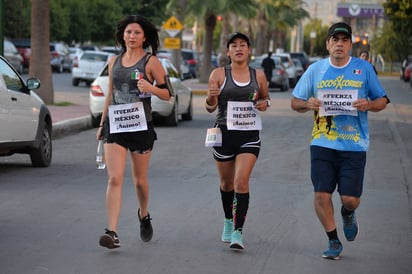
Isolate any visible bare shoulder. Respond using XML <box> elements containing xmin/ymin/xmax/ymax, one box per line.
<box><xmin>209</xmin><ymin>67</ymin><xmax>225</xmax><ymax>81</ymax></box>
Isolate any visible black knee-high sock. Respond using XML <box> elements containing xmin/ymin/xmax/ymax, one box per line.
<box><xmin>220</xmin><ymin>189</ymin><xmax>234</xmax><ymax>219</ymax></box>
<box><xmin>233</xmin><ymin>192</ymin><xmax>249</xmax><ymax>231</ymax></box>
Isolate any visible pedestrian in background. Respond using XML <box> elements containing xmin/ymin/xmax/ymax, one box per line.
<box><xmin>359</xmin><ymin>50</ymin><xmax>377</xmax><ymax>74</ymax></box>
<box><xmin>261</xmin><ymin>52</ymin><xmax>276</xmax><ymax>86</ymax></box>
<box><xmin>96</xmin><ymin>14</ymin><xmax>171</xmax><ymax>249</ymax></box>
<box><xmin>205</xmin><ymin>32</ymin><xmax>270</xmax><ymax>250</ymax></box>
<box><xmin>291</xmin><ymin>22</ymin><xmax>389</xmax><ymax>260</ymax></box>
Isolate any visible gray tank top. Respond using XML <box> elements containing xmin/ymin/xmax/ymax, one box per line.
<box><xmin>216</xmin><ymin>65</ymin><xmax>260</xmax><ymax>125</ymax></box>
<box><xmin>111</xmin><ymin>53</ymin><xmax>152</xmax><ymax>121</ymax></box>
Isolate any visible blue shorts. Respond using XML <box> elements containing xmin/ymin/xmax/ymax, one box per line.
<box><xmin>310</xmin><ymin>145</ymin><xmax>366</xmax><ymax>197</ymax></box>
<box><xmin>213</xmin><ymin>124</ymin><xmax>261</xmax><ymax>162</ymax></box>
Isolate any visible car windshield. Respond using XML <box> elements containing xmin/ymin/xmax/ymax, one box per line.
<box><xmin>81</xmin><ymin>53</ymin><xmax>109</xmax><ymax>62</ymax></box>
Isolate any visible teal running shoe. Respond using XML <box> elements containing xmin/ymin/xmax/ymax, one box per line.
<box><xmin>229</xmin><ymin>229</ymin><xmax>244</xmax><ymax>250</ymax></box>
<box><xmin>221</xmin><ymin>218</ymin><xmax>233</xmax><ymax>243</ymax></box>
<box><xmin>342</xmin><ymin>212</ymin><xmax>359</xmax><ymax>241</ymax></box>
<box><xmin>322</xmin><ymin>239</ymin><xmax>343</xmax><ymax>260</ymax></box>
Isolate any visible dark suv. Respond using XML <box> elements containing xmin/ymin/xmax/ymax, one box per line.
<box><xmin>181</xmin><ymin>48</ymin><xmax>198</xmax><ymax>78</ymax></box>
<box><xmin>289</xmin><ymin>52</ymin><xmax>310</xmax><ymax>71</ymax></box>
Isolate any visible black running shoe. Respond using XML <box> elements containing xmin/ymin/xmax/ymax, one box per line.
<box><xmin>99</xmin><ymin>229</ymin><xmax>120</xmax><ymax>249</ymax></box>
<box><xmin>138</xmin><ymin>209</ymin><xmax>153</xmax><ymax>242</ymax></box>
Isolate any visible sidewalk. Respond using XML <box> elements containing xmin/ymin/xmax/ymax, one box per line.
<box><xmin>50</xmin><ymin>78</ymin><xmax>208</xmax><ymax>139</ymax></box>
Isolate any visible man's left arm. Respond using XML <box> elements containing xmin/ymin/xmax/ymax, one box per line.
<box><xmin>353</xmin><ymin>96</ymin><xmax>389</xmax><ymax>112</ymax></box>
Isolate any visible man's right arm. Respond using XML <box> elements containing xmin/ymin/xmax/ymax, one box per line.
<box><xmin>291</xmin><ymin>97</ymin><xmax>321</xmax><ymax>113</ymax></box>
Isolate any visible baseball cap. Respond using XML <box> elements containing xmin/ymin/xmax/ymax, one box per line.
<box><xmin>227</xmin><ymin>32</ymin><xmax>250</xmax><ymax>48</ymax></box>
<box><xmin>327</xmin><ymin>22</ymin><xmax>352</xmax><ymax>39</ymax></box>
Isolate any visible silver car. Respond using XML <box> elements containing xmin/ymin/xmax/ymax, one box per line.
<box><xmin>3</xmin><ymin>38</ymin><xmax>23</xmax><ymax>74</ymax></box>
<box><xmin>72</xmin><ymin>50</ymin><xmax>113</xmax><ymax>87</ymax></box>
<box><xmin>0</xmin><ymin>56</ymin><xmax>52</xmax><ymax>167</ymax></box>
<box><xmin>89</xmin><ymin>57</ymin><xmax>193</xmax><ymax>127</ymax></box>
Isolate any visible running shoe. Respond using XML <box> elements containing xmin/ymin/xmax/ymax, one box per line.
<box><xmin>221</xmin><ymin>218</ymin><xmax>234</xmax><ymax>243</ymax></box>
<box><xmin>342</xmin><ymin>211</ymin><xmax>359</xmax><ymax>241</ymax></box>
<box><xmin>322</xmin><ymin>239</ymin><xmax>343</xmax><ymax>260</ymax></box>
<box><xmin>138</xmin><ymin>209</ymin><xmax>153</xmax><ymax>242</ymax></box>
<box><xmin>229</xmin><ymin>229</ymin><xmax>244</xmax><ymax>250</ymax></box>
<box><xmin>99</xmin><ymin>229</ymin><xmax>120</xmax><ymax>249</ymax></box>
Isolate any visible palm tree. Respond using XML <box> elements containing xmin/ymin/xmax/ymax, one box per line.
<box><xmin>168</xmin><ymin>0</ymin><xmax>255</xmax><ymax>82</ymax></box>
<box><xmin>30</xmin><ymin>0</ymin><xmax>54</xmax><ymax>104</ymax></box>
<box><xmin>253</xmin><ymin>0</ymin><xmax>309</xmax><ymax>55</ymax></box>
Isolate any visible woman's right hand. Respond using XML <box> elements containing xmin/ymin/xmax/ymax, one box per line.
<box><xmin>208</xmin><ymin>78</ymin><xmax>220</xmax><ymax>98</ymax></box>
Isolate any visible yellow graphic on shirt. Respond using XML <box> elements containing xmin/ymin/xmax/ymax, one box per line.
<box><xmin>312</xmin><ymin>74</ymin><xmax>363</xmax><ymax>143</ymax></box>
<box><xmin>317</xmin><ymin>75</ymin><xmax>363</xmax><ymax>89</ymax></box>
<box><xmin>312</xmin><ymin>112</ymin><xmax>360</xmax><ymax>142</ymax></box>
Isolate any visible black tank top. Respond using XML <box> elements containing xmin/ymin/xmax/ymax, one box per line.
<box><xmin>216</xmin><ymin>65</ymin><xmax>260</xmax><ymax>125</ymax></box>
<box><xmin>111</xmin><ymin>53</ymin><xmax>152</xmax><ymax>121</ymax></box>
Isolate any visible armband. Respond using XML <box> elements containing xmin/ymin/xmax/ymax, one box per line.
<box><xmin>156</xmin><ymin>83</ymin><xmax>168</xmax><ymax>89</ymax></box>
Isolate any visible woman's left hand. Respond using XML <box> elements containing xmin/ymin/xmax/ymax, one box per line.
<box><xmin>254</xmin><ymin>99</ymin><xmax>269</xmax><ymax>111</ymax></box>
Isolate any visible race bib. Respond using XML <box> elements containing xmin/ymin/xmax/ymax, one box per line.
<box><xmin>318</xmin><ymin>89</ymin><xmax>358</xmax><ymax>117</ymax></box>
<box><xmin>226</xmin><ymin>101</ymin><xmax>262</xmax><ymax>130</ymax></box>
<box><xmin>205</xmin><ymin>128</ymin><xmax>222</xmax><ymax>147</ymax></box>
<box><xmin>108</xmin><ymin>102</ymin><xmax>148</xmax><ymax>133</ymax></box>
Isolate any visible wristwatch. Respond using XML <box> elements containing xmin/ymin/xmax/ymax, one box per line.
<box><xmin>265</xmin><ymin>99</ymin><xmax>271</xmax><ymax>107</ymax></box>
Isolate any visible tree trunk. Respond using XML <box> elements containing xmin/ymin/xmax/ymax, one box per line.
<box><xmin>218</xmin><ymin>13</ymin><xmax>231</xmax><ymax>67</ymax></box>
<box><xmin>30</xmin><ymin>0</ymin><xmax>54</xmax><ymax>104</ymax></box>
<box><xmin>199</xmin><ymin>12</ymin><xmax>216</xmax><ymax>83</ymax></box>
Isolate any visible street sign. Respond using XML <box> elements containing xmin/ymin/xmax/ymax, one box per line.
<box><xmin>163</xmin><ymin>16</ymin><xmax>183</xmax><ymax>30</ymax></box>
<box><xmin>163</xmin><ymin>37</ymin><xmax>181</xmax><ymax>49</ymax></box>
<box><xmin>162</xmin><ymin>16</ymin><xmax>183</xmax><ymax>38</ymax></box>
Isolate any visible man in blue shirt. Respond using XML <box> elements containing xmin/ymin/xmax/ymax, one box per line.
<box><xmin>291</xmin><ymin>22</ymin><xmax>389</xmax><ymax>260</ymax></box>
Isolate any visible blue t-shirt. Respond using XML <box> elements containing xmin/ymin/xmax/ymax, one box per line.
<box><xmin>292</xmin><ymin>57</ymin><xmax>387</xmax><ymax>151</ymax></box>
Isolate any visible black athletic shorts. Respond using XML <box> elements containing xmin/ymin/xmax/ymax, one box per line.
<box><xmin>107</xmin><ymin>121</ymin><xmax>157</xmax><ymax>153</ymax></box>
<box><xmin>213</xmin><ymin>124</ymin><xmax>261</xmax><ymax>162</ymax></box>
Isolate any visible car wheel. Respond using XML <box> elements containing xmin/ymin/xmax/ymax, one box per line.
<box><xmin>72</xmin><ymin>78</ymin><xmax>79</xmax><ymax>86</ymax></box>
<box><xmin>91</xmin><ymin>114</ymin><xmax>101</xmax><ymax>128</ymax></box>
<box><xmin>30</xmin><ymin>122</ymin><xmax>52</xmax><ymax>167</ymax></box>
<box><xmin>181</xmin><ymin>96</ymin><xmax>193</xmax><ymax>121</ymax></box>
<box><xmin>164</xmin><ymin>100</ymin><xmax>178</xmax><ymax>126</ymax></box>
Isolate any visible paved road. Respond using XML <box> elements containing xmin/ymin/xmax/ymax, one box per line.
<box><xmin>0</xmin><ymin>77</ymin><xmax>411</xmax><ymax>274</ymax></box>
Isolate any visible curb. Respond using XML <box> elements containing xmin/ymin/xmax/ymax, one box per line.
<box><xmin>192</xmin><ymin>90</ymin><xmax>207</xmax><ymax>95</ymax></box>
<box><xmin>52</xmin><ymin>115</ymin><xmax>92</xmax><ymax>139</ymax></box>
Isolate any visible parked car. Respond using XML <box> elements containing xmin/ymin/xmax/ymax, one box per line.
<box><xmin>181</xmin><ymin>48</ymin><xmax>198</xmax><ymax>78</ymax></box>
<box><xmin>273</xmin><ymin>53</ymin><xmax>298</xmax><ymax>88</ymax></box>
<box><xmin>10</xmin><ymin>38</ymin><xmax>31</xmax><ymax>69</ymax></box>
<box><xmin>157</xmin><ymin>50</ymin><xmax>191</xmax><ymax>79</ymax></box>
<box><xmin>400</xmin><ymin>55</ymin><xmax>412</xmax><ymax>81</ymax></box>
<box><xmin>292</xmin><ymin>58</ymin><xmax>304</xmax><ymax>81</ymax></box>
<box><xmin>249</xmin><ymin>55</ymin><xmax>289</xmax><ymax>92</ymax></box>
<box><xmin>50</xmin><ymin>42</ymin><xmax>72</xmax><ymax>72</ymax></box>
<box><xmin>100</xmin><ymin>46</ymin><xmax>122</xmax><ymax>55</ymax></box>
<box><xmin>81</xmin><ymin>45</ymin><xmax>99</xmax><ymax>51</ymax></box>
<box><xmin>0</xmin><ymin>55</ymin><xmax>52</xmax><ymax>167</ymax></box>
<box><xmin>403</xmin><ymin>63</ymin><xmax>411</xmax><ymax>82</ymax></box>
<box><xmin>3</xmin><ymin>38</ymin><xmax>23</xmax><ymax>74</ymax></box>
<box><xmin>72</xmin><ymin>50</ymin><xmax>113</xmax><ymax>87</ymax></box>
<box><xmin>289</xmin><ymin>52</ymin><xmax>310</xmax><ymax>71</ymax></box>
<box><xmin>89</xmin><ymin>57</ymin><xmax>193</xmax><ymax>127</ymax></box>
<box><xmin>68</xmin><ymin>47</ymin><xmax>83</xmax><ymax>67</ymax></box>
